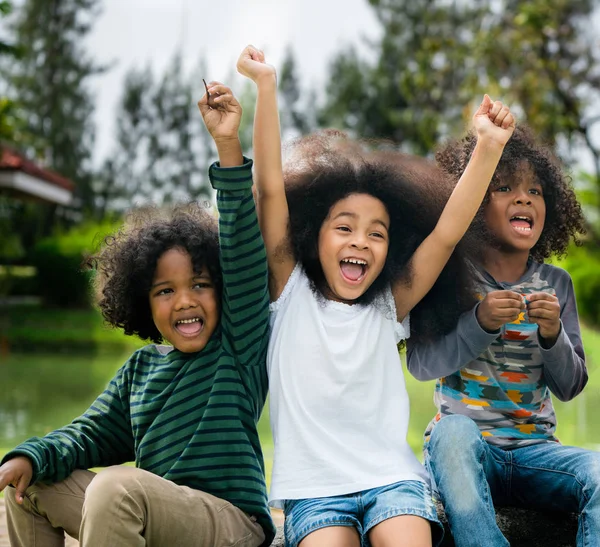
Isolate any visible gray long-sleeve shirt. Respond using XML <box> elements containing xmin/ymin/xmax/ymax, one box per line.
<box><xmin>407</xmin><ymin>260</ymin><xmax>587</xmax><ymax>449</ymax></box>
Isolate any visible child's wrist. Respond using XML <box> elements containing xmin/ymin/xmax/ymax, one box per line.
<box><xmin>215</xmin><ymin>137</ymin><xmax>243</xmax><ymax>167</ymax></box>
<box><xmin>255</xmin><ymin>71</ymin><xmax>277</xmax><ymax>89</ymax></box>
<box><xmin>474</xmin><ymin>134</ymin><xmax>507</xmax><ymax>152</ymax></box>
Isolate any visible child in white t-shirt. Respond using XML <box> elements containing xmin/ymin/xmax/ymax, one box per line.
<box><xmin>236</xmin><ymin>44</ymin><xmax>515</xmax><ymax>547</ymax></box>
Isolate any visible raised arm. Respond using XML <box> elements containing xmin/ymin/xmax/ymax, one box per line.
<box><xmin>393</xmin><ymin>96</ymin><xmax>515</xmax><ymax>320</ymax></box>
<box><xmin>237</xmin><ymin>45</ymin><xmax>296</xmax><ymax>300</ymax></box>
<box><xmin>198</xmin><ymin>82</ymin><xmax>270</xmax><ymax>366</ymax></box>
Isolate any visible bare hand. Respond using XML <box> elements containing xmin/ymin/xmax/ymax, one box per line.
<box><xmin>197</xmin><ymin>81</ymin><xmax>242</xmax><ymax>143</ymax></box>
<box><xmin>476</xmin><ymin>290</ymin><xmax>525</xmax><ymax>332</ymax></box>
<box><xmin>0</xmin><ymin>456</ymin><xmax>33</xmax><ymax>505</ymax></box>
<box><xmin>527</xmin><ymin>292</ymin><xmax>561</xmax><ymax>346</ymax></box>
<box><xmin>236</xmin><ymin>45</ymin><xmax>277</xmax><ymax>85</ymax></box>
<box><xmin>472</xmin><ymin>95</ymin><xmax>516</xmax><ymax>146</ymax></box>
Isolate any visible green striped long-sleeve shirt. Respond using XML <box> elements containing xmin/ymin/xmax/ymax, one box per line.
<box><xmin>2</xmin><ymin>158</ymin><xmax>275</xmax><ymax>544</ymax></box>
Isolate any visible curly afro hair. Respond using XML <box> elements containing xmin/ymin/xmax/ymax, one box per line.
<box><xmin>87</xmin><ymin>203</ymin><xmax>221</xmax><ymax>343</ymax></box>
<box><xmin>283</xmin><ymin>130</ymin><xmax>481</xmax><ymax>342</ymax></box>
<box><xmin>436</xmin><ymin>125</ymin><xmax>586</xmax><ymax>262</ymax></box>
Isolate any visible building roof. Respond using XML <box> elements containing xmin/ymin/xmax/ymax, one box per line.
<box><xmin>0</xmin><ymin>147</ymin><xmax>75</xmax><ymax>205</ymax></box>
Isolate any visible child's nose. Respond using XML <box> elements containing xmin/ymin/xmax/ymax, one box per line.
<box><xmin>175</xmin><ymin>290</ymin><xmax>197</xmax><ymax>310</ymax></box>
<box><xmin>350</xmin><ymin>234</ymin><xmax>368</xmax><ymax>249</ymax></box>
<box><xmin>513</xmin><ymin>190</ymin><xmax>531</xmax><ymax>205</ymax></box>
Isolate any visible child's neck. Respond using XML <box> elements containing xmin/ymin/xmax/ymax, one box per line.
<box><xmin>482</xmin><ymin>248</ymin><xmax>530</xmax><ymax>284</ymax></box>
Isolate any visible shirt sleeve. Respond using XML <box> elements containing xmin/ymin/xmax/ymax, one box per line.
<box><xmin>1</xmin><ymin>364</ymin><xmax>135</xmax><ymax>484</ymax></box>
<box><xmin>209</xmin><ymin>158</ymin><xmax>269</xmax><ymax>369</ymax></box>
<box><xmin>539</xmin><ymin>272</ymin><xmax>587</xmax><ymax>401</ymax></box>
<box><xmin>406</xmin><ymin>303</ymin><xmax>500</xmax><ymax>381</ymax></box>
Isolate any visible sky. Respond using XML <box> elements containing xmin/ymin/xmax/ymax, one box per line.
<box><xmin>87</xmin><ymin>0</ymin><xmax>382</xmax><ymax>163</ymax></box>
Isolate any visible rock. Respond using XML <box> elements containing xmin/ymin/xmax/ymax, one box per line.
<box><xmin>435</xmin><ymin>502</ymin><xmax>577</xmax><ymax>547</ymax></box>
<box><xmin>271</xmin><ymin>526</ymin><xmax>285</xmax><ymax>546</ymax></box>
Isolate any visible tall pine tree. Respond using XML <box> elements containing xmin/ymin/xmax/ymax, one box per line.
<box><xmin>3</xmin><ymin>0</ymin><xmax>105</xmax><ymax>213</ymax></box>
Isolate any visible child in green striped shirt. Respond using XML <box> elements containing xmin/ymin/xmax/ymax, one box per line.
<box><xmin>0</xmin><ymin>82</ymin><xmax>275</xmax><ymax>547</ymax></box>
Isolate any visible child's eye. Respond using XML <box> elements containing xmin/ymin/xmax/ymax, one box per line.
<box><xmin>370</xmin><ymin>232</ymin><xmax>385</xmax><ymax>239</ymax></box>
<box><xmin>496</xmin><ymin>186</ymin><xmax>511</xmax><ymax>192</ymax></box>
<box><xmin>336</xmin><ymin>226</ymin><xmax>351</xmax><ymax>232</ymax></box>
<box><xmin>193</xmin><ymin>282</ymin><xmax>212</xmax><ymax>289</ymax></box>
<box><xmin>529</xmin><ymin>188</ymin><xmax>542</xmax><ymax>196</ymax></box>
<box><xmin>155</xmin><ymin>288</ymin><xmax>173</xmax><ymax>296</ymax></box>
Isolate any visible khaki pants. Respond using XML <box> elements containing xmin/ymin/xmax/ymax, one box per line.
<box><xmin>5</xmin><ymin>466</ymin><xmax>265</xmax><ymax>547</ymax></box>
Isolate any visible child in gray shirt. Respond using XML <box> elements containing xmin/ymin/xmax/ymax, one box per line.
<box><xmin>407</xmin><ymin>126</ymin><xmax>595</xmax><ymax>547</ymax></box>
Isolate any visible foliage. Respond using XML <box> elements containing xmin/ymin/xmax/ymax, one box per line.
<box><xmin>95</xmin><ymin>53</ymin><xmax>214</xmax><ymax>215</ymax></box>
<box><xmin>319</xmin><ymin>0</ymin><xmax>489</xmax><ymax>154</ymax></box>
<box><xmin>0</xmin><ymin>1</ymin><xmax>22</xmax><ymax>143</ymax></box>
<box><xmin>31</xmin><ymin>219</ymin><xmax>119</xmax><ymax>308</ymax></box>
<box><xmin>279</xmin><ymin>46</ymin><xmax>314</xmax><ymax>137</ymax></box>
<box><xmin>555</xmin><ymin>243</ymin><xmax>600</xmax><ymax>326</ymax></box>
<box><xmin>1</xmin><ymin>0</ymin><xmax>106</xmax><ymax>214</ymax></box>
<box><xmin>320</xmin><ymin>0</ymin><xmax>600</xmax><ymax>165</ymax></box>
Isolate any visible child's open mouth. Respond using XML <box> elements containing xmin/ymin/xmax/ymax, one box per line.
<box><xmin>175</xmin><ymin>317</ymin><xmax>204</xmax><ymax>336</ymax></box>
<box><xmin>509</xmin><ymin>215</ymin><xmax>533</xmax><ymax>234</ymax></box>
<box><xmin>340</xmin><ymin>258</ymin><xmax>368</xmax><ymax>282</ymax></box>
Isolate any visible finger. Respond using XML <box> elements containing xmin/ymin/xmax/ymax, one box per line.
<box><xmin>527</xmin><ymin>292</ymin><xmax>558</xmax><ymax>302</ymax></box>
<box><xmin>257</xmin><ymin>49</ymin><xmax>266</xmax><ymax>63</ymax></box>
<box><xmin>0</xmin><ymin>474</ymin><xmax>10</xmax><ymax>493</ymax></box>
<box><xmin>246</xmin><ymin>44</ymin><xmax>259</xmax><ymax>57</ymax></box>
<box><xmin>197</xmin><ymin>98</ymin><xmax>210</xmax><ymax>116</ymax></box>
<box><xmin>15</xmin><ymin>474</ymin><xmax>29</xmax><ymax>505</ymax></box>
<box><xmin>247</xmin><ymin>44</ymin><xmax>263</xmax><ymax>62</ymax></box>
<box><xmin>491</xmin><ymin>105</ymin><xmax>510</xmax><ymax>127</ymax></box>
<box><xmin>474</xmin><ymin>94</ymin><xmax>492</xmax><ymax>116</ymax></box>
<box><xmin>210</xmin><ymin>92</ymin><xmax>236</xmax><ymax>109</ymax></box>
<box><xmin>488</xmin><ymin>100</ymin><xmax>504</xmax><ymax>120</ymax></box>
<box><xmin>527</xmin><ymin>299</ymin><xmax>559</xmax><ymax>312</ymax></box>
<box><xmin>493</xmin><ymin>297</ymin><xmax>525</xmax><ymax>308</ymax></box>
<box><xmin>206</xmin><ymin>84</ymin><xmax>232</xmax><ymax>97</ymax></box>
<box><xmin>488</xmin><ymin>290</ymin><xmax>522</xmax><ymax>300</ymax></box>
<box><xmin>496</xmin><ymin>309</ymin><xmax>524</xmax><ymax>320</ymax></box>
<box><xmin>502</xmin><ymin>111</ymin><xmax>515</xmax><ymax>130</ymax></box>
<box><xmin>208</xmin><ymin>84</ymin><xmax>233</xmax><ymax>102</ymax></box>
<box><xmin>528</xmin><ymin>307</ymin><xmax>559</xmax><ymax>321</ymax></box>
<box><xmin>489</xmin><ymin>295</ymin><xmax>524</xmax><ymax>309</ymax></box>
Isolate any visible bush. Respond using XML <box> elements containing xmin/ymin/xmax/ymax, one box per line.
<box><xmin>30</xmin><ymin>220</ymin><xmax>119</xmax><ymax>308</ymax></box>
<box><xmin>554</xmin><ymin>243</ymin><xmax>600</xmax><ymax>327</ymax></box>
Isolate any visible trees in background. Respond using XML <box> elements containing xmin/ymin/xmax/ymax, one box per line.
<box><xmin>320</xmin><ymin>0</ymin><xmax>488</xmax><ymax>155</ymax></box>
<box><xmin>320</xmin><ymin>0</ymin><xmax>600</xmax><ymax>163</ymax></box>
<box><xmin>94</xmin><ymin>54</ymin><xmax>216</xmax><ymax>216</ymax></box>
<box><xmin>1</xmin><ymin>0</ymin><xmax>105</xmax><ymax>214</ymax></box>
<box><xmin>2</xmin><ymin>0</ymin><xmax>600</xmax><ymax>320</ymax></box>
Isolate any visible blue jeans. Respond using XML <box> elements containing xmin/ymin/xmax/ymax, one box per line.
<box><xmin>426</xmin><ymin>415</ymin><xmax>600</xmax><ymax>547</ymax></box>
<box><xmin>283</xmin><ymin>480</ymin><xmax>444</xmax><ymax>547</ymax></box>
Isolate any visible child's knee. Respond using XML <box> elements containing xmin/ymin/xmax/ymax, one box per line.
<box><xmin>84</xmin><ymin>466</ymin><xmax>143</xmax><ymax>514</ymax></box>
<box><xmin>580</xmin><ymin>451</ymin><xmax>600</xmax><ymax>493</ymax></box>
<box><xmin>429</xmin><ymin>415</ymin><xmax>480</xmax><ymax>454</ymax></box>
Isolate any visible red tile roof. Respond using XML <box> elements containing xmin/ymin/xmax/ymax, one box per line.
<box><xmin>0</xmin><ymin>147</ymin><xmax>75</xmax><ymax>191</ymax></box>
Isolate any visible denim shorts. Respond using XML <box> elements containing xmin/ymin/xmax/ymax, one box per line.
<box><xmin>283</xmin><ymin>480</ymin><xmax>444</xmax><ymax>547</ymax></box>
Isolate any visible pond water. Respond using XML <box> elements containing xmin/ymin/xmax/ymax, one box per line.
<box><xmin>1</xmin><ymin>349</ymin><xmax>599</xmax><ymax>466</ymax></box>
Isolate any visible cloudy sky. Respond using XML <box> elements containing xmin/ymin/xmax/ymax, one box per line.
<box><xmin>88</xmin><ymin>0</ymin><xmax>381</xmax><ymax>162</ymax></box>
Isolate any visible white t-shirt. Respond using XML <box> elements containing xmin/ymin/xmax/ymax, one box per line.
<box><xmin>268</xmin><ymin>266</ymin><xmax>428</xmax><ymax>507</ymax></box>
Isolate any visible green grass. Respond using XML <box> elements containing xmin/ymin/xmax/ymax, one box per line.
<box><xmin>2</xmin><ymin>305</ymin><xmax>144</xmax><ymax>351</ymax></box>
<box><xmin>581</xmin><ymin>324</ymin><xmax>600</xmax><ymax>363</ymax></box>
